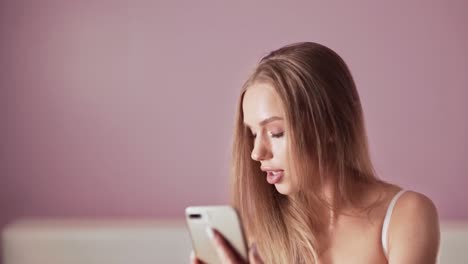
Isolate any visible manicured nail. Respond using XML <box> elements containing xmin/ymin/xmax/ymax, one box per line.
<box><xmin>205</xmin><ymin>226</ymin><xmax>215</xmax><ymax>240</ymax></box>
<box><xmin>251</xmin><ymin>242</ymin><xmax>258</xmax><ymax>255</ymax></box>
<box><xmin>190</xmin><ymin>251</ymin><xmax>195</xmax><ymax>260</ymax></box>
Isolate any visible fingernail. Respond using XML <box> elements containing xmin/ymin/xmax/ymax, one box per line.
<box><xmin>251</xmin><ymin>243</ymin><xmax>258</xmax><ymax>255</ymax></box>
<box><xmin>190</xmin><ymin>251</ymin><xmax>195</xmax><ymax>260</ymax></box>
<box><xmin>205</xmin><ymin>226</ymin><xmax>215</xmax><ymax>240</ymax></box>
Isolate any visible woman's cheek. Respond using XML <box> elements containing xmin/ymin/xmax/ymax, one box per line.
<box><xmin>273</xmin><ymin>139</ymin><xmax>287</xmax><ymax>162</ymax></box>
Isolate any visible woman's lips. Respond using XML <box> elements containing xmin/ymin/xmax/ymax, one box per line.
<box><xmin>266</xmin><ymin>170</ymin><xmax>284</xmax><ymax>184</ymax></box>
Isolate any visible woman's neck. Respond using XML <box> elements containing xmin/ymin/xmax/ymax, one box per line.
<box><xmin>321</xmin><ymin>177</ymin><xmax>379</xmax><ymax>230</ymax></box>
<box><xmin>321</xmin><ymin>179</ymin><xmax>338</xmax><ymax>230</ymax></box>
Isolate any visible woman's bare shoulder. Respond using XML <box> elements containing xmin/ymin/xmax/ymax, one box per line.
<box><xmin>387</xmin><ymin>190</ymin><xmax>440</xmax><ymax>262</ymax></box>
<box><xmin>391</xmin><ymin>190</ymin><xmax>439</xmax><ymax>226</ymax></box>
<box><xmin>395</xmin><ymin>190</ymin><xmax>438</xmax><ymax>213</ymax></box>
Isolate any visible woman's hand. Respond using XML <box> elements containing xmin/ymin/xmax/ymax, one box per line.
<box><xmin>190</xmin><ymin>227</ymin><xmax>263</xmax><ymax>264</ymax></box>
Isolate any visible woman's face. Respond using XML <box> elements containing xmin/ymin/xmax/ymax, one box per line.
<box><xmin>242</xmin><ymin>82</ymin><xmax>297</xmax><ymax>195</ymax></box>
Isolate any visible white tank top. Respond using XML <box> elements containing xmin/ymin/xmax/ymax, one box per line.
<box><xmin>381</xmin><ymin>189</ymin><xmax>407</xmax><ymax>259</ymax></box>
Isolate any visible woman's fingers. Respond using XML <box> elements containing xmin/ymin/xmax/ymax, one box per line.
<box><xmin>248</xmin><ymin>243</ymin><xmax>264</xmax><ymax>264</ymax></box>
<box><xmin>190</xmin><ymin>250</ymin><xmax>196</xmax><ymax>264</ymax></box>
<box><xmin>207</xmin><ymin>227</ymin><xmax>244</xmax><ymax>263</ymax></box>
<box><xmin>190</xmin><ymin>250</ymin><xmax>205</xmax><ymax>264</ymax></box>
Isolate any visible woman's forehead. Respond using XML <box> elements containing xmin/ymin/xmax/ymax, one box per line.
<box><xmin>242</xmin><ymin>83</ymin><xmax>285</xmax><ymax>127</ymax></box>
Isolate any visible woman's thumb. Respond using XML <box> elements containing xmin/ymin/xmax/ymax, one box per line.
<box><xmin>248</xmin><ymin>243</ymin><xmax>263</xmax><ymax>264</ymax></box>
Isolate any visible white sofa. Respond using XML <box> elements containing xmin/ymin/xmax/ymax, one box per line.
<box><xmin>2</xmin><ymin>219</ymin><xmax>467</xmax><ymax>263</ymax></box>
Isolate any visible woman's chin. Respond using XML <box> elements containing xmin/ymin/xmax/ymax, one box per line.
<box><xmin>274</xmin><ymin>182</ymin><xmax>294</xmax><ymax>195</ymax></box>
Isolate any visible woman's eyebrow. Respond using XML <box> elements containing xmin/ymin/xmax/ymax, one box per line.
<box><xmin>244</xmin><ymin>116</ymin><xmax>283</xmax><ymax>128</ymax></box>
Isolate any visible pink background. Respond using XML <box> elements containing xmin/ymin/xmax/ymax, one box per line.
<box><xmin>1</xmin><ymin>0</ymin><xmax>467</xmax><ymax>235</ymax></box>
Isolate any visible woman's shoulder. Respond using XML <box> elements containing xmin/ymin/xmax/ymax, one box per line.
<box><xmin>360</xmin><ymin>184</ymin><xmax>437</xmax><ymax>225</ymax></box>
<box><xmin>386</xmin><ymin>189</ymin><xmax>440</xmax><ymax>262</ymax></box>
<box><xmin>390</xmin><ymin>189</ymin><xmax>439</xmax><ymax>234</ymax></box>
<box><xmin>371</xmin><ymin>184</ymin><xmax>436</xmax><ymax>211</ymax></box>
<box><xmin>394</xmin><ymin>190</ymin><xmax>438</xmax><ymax>214</ymax></box>
<box><xmin>378</xmin><ymin>185</ymin><xmax>438</xmax><ymax>229</ymax></box>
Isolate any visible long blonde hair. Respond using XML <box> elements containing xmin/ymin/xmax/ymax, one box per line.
<box><xmin>230</xmin><ymin>42</ymin><xmax>386</xmax><ymax>263</ymax></box>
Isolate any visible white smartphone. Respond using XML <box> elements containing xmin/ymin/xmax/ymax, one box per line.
<box><xmin>185</xmin><ymin>205</ymin><xmax>248</xmax><ymax>264</ymax></box>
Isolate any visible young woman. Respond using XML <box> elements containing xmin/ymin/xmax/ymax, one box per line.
<box><xmin>191</xmin><ymin>42</ymin><xmax>440</xmax><ymax>263</ymax></box>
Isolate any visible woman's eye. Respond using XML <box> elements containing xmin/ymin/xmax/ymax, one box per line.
<box><xmin>270</xmin><ymin>132</ymin><xmax>284</xmax><ymax>138</ymax></box>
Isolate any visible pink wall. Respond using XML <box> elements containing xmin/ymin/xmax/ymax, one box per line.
<box><xmin>1</xmin><ymin>0</ymin><xmax>467</xmax><ymax>232</ymax></box>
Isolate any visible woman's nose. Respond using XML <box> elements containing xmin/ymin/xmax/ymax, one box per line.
<box><xmin>251</xmin><ymin>137</ymin><xmax>272</xmax><ymax>161</ymax></box>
